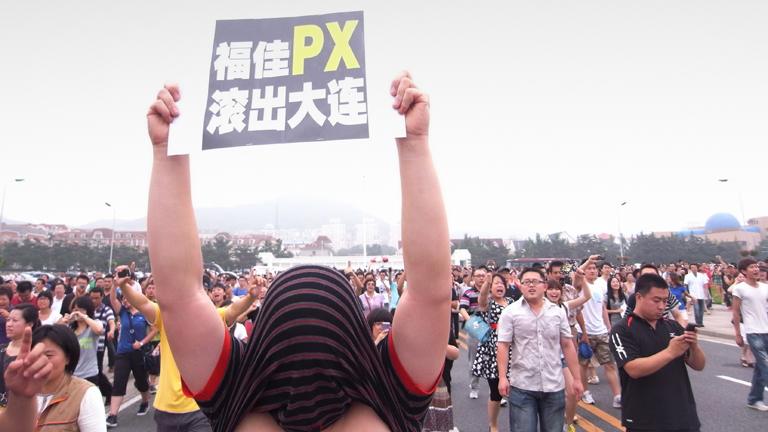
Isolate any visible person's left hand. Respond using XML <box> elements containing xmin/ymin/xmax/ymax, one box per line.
<box><xmin>4</xmin><ymin>328</ymin><xmax>52</xmax><ymax>398</ymax></box>
<box><xmin>132</xmin><ymin>341</ymin><xmax>143</xmax><ymax>350</ymax></box>
<box><xmin>683</xmin><ymin>330</ymin><xmax>698</xmax><ymax>348</ymax></box>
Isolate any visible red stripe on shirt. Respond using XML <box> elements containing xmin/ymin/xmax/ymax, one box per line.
<box><xmin>386</xmin><ymin>331</ymin><xmax>440</xmax><ymax>396</ymax></box>
<box><xmin>182</xmin><ymin>325</ymin><xmax>231</xmax><ymax>400</ymax></box>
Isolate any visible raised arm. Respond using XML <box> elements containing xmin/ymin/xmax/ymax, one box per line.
<box><xmin>477</xmin><ymin>273</ymin><xmax>492</xmax><ymax>311</ymax></box>
<box><xmin>389</xmin><ymin>72</ymin><xmax>452</xmax><ymax>390</ymax></box>
<box><xmin>566</xmin><ymin>269</ymin><xmax>591</xmax><ymax>309</ymax></box>
<box><xmin>116</xmin><ymin>266</ymin><xmax>157</xmax><ymax>323</ymax></box>
<box><xmin>146</xmin><ymin>84</ymin><xmax>225</xmax><ymax>393</ymax></box>
<box><xmin>222</xmin><ymin>278</ymin><xmax>262</xmax><ymax>327</ymax></box>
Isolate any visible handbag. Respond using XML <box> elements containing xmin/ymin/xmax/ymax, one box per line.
<box><xmin>465</xmin><ymin>313</ymin><xmax>492</xmax><ymax>343</ymax></box>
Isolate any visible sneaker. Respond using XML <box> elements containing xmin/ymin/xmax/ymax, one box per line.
<box><xmin>581</xmin><ymin>390</ymin><xmax>595</xmax><ymax>404</ymax></box>
<box><xmin>106</xmin><ymin>415</ymin><xmax>118</xmax><ymax>428</ymax></box>
<box><xmin>612</xmin><ymin>395</ymin><xmax>622</xmax><ymax>408</ymax></box>
<box><xmin>500</xmin><ymin>397</ymin><xmax>508</xmax><ymax>407</ymax></box>
<box><xmin>563</xmin><ymin>425</ymin><xmax>576</xmax><ymax>432</ymax></box>
<box><xmin>469</xmin><ymin>389</ymin><xmax>479</xmax><ymax>399</ymax></box>
<box><xmin>149</xmin><ymin>384</ymin><xmax>157</xmax><ymax>395</ymax></box>
<box><xmin>747</xmin><ymin>401</ymin><xmax>768</xmax><ymax>411</ymax></box>
<box><xmin>587</xmin><ymin>375</ymin><xmax>600</xmax><ymax>385</ymax></box>
<box><xmin>137</xmin><ymin>402</ymin><xmax>150</xmax><ymax>416</ymax></box>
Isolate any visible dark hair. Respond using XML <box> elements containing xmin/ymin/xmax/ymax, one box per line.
<box><xmin>600</xmin><ymin>262</ymin><xmax>613</xmax><ymax>269</ymax></box>
<box><xmin>90</xmin><ymin>286</ymin><xmax>104</xmax><ymax>297</ymax></box>
<box><xmin>36</xmin><ymin>278</ymin><xmax>46</xmax><ymax>285</ymax></box>
<box><xmin>519</xmin><ymin>267</ymin><xmax>546</xmax><ymax>281</ymax></box>
<box><xmin>11</xmin><ymin>304</ymin><xmax>41</xmax><ymax>331</ymax></box>
<box><xmin>738</xmin><ymin>258</ymin><xmax>758</xmax><ymax>273</ymax></box>
<box><xmin>32</xmin><ymin>325</ymin><xmax>80</xmax><ymax>375</ymax></box>
<box><xmin>668</xmin><ymin>272</ymin><xmax>683</xmax><ymax>287</ymax></box>
<box><xmin>635</xmin><ymin>274</ymin><xmax>668</xmax><ymax>296</ymax></box>
<box><xmin>0</xmin><ymin>286</ymin><xmax>12</xmax><ymax>300</ymax></box>
<box><xmin>76</xmin><ymin>274</ymin><xmax>90</xmax><ymax>283</ymax></box>
<box><xmin>639</xmin><ymin>263</ymin><xmax>659</xmax><ymax>275</ymax></box>
<box><xmin>16</xmin><ymin>281</ymin><xmax>33</xmax><ymax>293</ymax></box>
<box><xmin>632</xmin><ymin>268</ymin><xmax>641</xmax><ymax>279</ymax></box>
<box><xmin>366</xmin><ymin>307</ymin><xmax>393</xmax><ymax>332</ymax></box>
<box><xmin>606</xmin><ymin>275</ymin><xmax>626</xmax><ymax>302</ymax></box>
<box><xmin>224</xmin><ymin>274</ymin><xmax>237</xmax><ymax>282</ymax></box>
<box><xmin>212</xmin><ymin>282</ymin><xmax>226</xmax><ymax>291</ymax></box>
<box><xmin>689</xmin><ymin>263</ymin><xmax>699</xmax><ymax>269</ymax></box>
<box><xmin>547</xmin><ymin>261</ymin><xmax>565</xmax><ymax>273</ymax></box>
<box><xmin>71</xmin><ymin>296</ymin><xmax>95</xmax><ymax>320</ymax></box>
<box><xmin>37</xmin><ymin>290</ymin><xmax>54</xmax><ymax>304</ymax></box>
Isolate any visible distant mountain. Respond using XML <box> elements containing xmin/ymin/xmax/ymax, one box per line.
<box><xmin>80</xmin><ymin>195</ymin><xmax>389</xmax><ymax>233</ymax></box>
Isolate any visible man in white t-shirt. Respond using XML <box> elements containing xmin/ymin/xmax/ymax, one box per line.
<box><xmin>684</xmin><ymin>264</ymin><xmax>709</xmax><ymax>327</ymax></box>
<box><xmin>577</xmin><ymin>256</ymin><xmax>622</xmax><ymax>408</ymax></box>
<box><xmin>731</xmin><ymin>258</ymin><xmax>768</xmax><ymax>411</ymax></box>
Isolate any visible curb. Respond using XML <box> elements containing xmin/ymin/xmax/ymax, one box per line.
<box><xmin>698</xmin><ymin>328</ymin><xmax>733</xmax><ymax>341</ymax></box>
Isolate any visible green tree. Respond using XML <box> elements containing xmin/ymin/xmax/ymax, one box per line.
<box><xmin>452</xmin><ymin>235</ymin><xmax>510</xmax><ymax>267</ymax></box>
<box><xmin>232</xmin><ymin>245</ymin><xmax>261</xmax><ymax>270</ymax></box>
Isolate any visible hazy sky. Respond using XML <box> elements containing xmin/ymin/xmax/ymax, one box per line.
<box><xmin>1</xmin><ymin>0</ymin><xmax>767</xmax><ymax>239</ymax></box>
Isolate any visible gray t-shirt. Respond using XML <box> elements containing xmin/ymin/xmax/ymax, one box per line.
<box><xmin>73</xmin><ymin>326</ymin><xmax>99</xmax><ymax>379</ymax></box>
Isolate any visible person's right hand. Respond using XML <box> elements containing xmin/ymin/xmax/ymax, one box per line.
<box><xmin>667</xmin><ymin>334</ymin><xmax>690</xmax><ymax>358</ymax></box>
<box><xmin>735</xmin><ymin>333</ymin><xmax>744</xmax><ymax>347</ymax></box>
<box><xmin>0</xmin><ymin>308</ymin><xmax>9</xmax><ymax>319</ymax></box>
<box><xmin>498</xmin><ymin>376</ymin><xmax>509</xmax><ymax>397</ymax></box>
<box><xmin>147</xmin><ymin>84</ymin><xmax>181</xmax><ymax>148</ymax></box>
<box><xmin>114</xmin><ymin>265</ymin><xmax>133</xmax><ymax>290</ymax></box>
<box><xmin>108</xmin><ymin>330</ymin><xmax>115</xmax><ymax>341</ymax></box>
<box><xmin>580</xmin><ymin>333</ymin><xmax>588</xmax><ymax>344</ymax></box>
<box><xmin>391</xmin><ymin>71</ymin><xmax>429</xmax><ymax>140</ymax></box>
<box><xmin>4</xmin><ymin>328</ymin><xmax>52</xmax><ymax>398</ymax></box>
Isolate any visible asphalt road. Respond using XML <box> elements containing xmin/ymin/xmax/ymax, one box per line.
<box><xmin>114</xmin><ymin>334</ymin><xmax>767</xmax><ymax>431</ymax></box>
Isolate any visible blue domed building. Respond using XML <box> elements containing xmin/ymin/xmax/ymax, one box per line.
<box><xmin>668</xmin><ymin>212</ymin><xmax>765</xmax><ymax>251</ymax></box>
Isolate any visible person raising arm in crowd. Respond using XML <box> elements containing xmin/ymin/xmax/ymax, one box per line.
<box><xmin>145</xmin><ymin>71</ymin><xmax>450</xmax><ymax>431</ymax></box>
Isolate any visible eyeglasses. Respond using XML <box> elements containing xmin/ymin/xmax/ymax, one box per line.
<box><xmin>520</xmin><ymin>279</ymin><xmax>544</xmax><ymax>286</ymax></box>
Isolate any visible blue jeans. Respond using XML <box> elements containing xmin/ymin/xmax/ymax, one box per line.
<box><xmin>746</xmin><ymin>333</ymin><xmax>768</xmax><ymax>404</ymax></box>
<box><xmin>508</xmin><ymin>386</ymin><xmax>565</xmax><ymax>432</ymax></box>
<box><xmin>693</xmin><ymin>299</ymin><xmax>705</xmax><ymax>326</ymax></box>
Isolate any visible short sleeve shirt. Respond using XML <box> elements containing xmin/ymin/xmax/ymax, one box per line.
<box><xmin>609</xmin><ymin>314</ymin><xmax>700</xmax><ymax>430</ymax></box>
<box><xmin>731</xmin><ymin>282</ymin><xmax>768</xmax><ymax>334</ymax></box>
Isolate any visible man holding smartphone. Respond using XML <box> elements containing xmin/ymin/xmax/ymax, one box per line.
<box><xmin>609</xmin><ymin>273</ymin><xmax>706</xmax><ymax>431</ymax></box>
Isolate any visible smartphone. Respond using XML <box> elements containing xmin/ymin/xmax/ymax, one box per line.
<box><xmin>380</xmin><ymin>322</ymin><xmax>392</xmax><ymax>332</ymax></box>
<box><xmin>117</xmin><ymin>269</ymin><xmax>131</xmax><ymax>278</ymax></box>
<box><xmin>685</xmin><ymin>323</ymin><xmax>697</xmax><ymax>332</ymax></box>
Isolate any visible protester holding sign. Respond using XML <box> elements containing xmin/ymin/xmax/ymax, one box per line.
<box><xmin>146</xmin><ymin>68</ymin><xmax>449</xmax><ymax>432</ymax></box>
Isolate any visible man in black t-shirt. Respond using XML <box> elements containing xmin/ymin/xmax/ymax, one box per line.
<box><xmin>610</xmin><ymin>273</ymin><xmax>705</xmax><ymax>432</ymax></box>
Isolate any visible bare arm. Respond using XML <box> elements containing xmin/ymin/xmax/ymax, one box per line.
<box><xmin>117</xmin><ymin>271</ymin><xmax>157</xmax><ymax>323</ymax></box>
<box><xmin>390</xmin><ymin>72</ymin><xmax>452</xmax><ymax>390</ymax></box>
<box><xmin>496</xmin><ymin>341</ymin><xmax>511</xmax><ymax>397</ymax></box>
<box><xmin>397</xmin><ymin>272</ymin><xmax>406</xmax><ymax>297</ymax></box>
<box><xmin>624</xmin><ymin>335</ymin><xmax>687</xmax><ymax>379</ymax></box>
<box><xmin>565</xmin><ymin>275</ymin><xmax>591</xmax><ymax>309</ymax></box>
<box><xmin>477</xmin><ymin>275</ymin><xmax>491</xmax><ymax>311</ymax></box>
<box><xmin>146</xmin><ymin>84</ymin><xmax>225</xmax><ymax>393</ymax></box>
<box><xmin>732</xmin><ymin>296</ymin><xmax>744</xmax><ymax>346</ymax></box>
<box><xmin>81</xmin><ymin>314</ymin><xmax>104</xmax><ymax>335</ymax></box>
<box><xmin>223</xmin><ymin>293</ymin><xmax>257</xmax><ymax>327</ymax></box>
<box><xmin>446</xmin><ymin>344</ymin><xmax>460</xmax><ymax>361</ymax></box>
<box><xmin>576</xmin><ymin>311</ymin><xmax>587</xmax><ymax>342</ymax></box>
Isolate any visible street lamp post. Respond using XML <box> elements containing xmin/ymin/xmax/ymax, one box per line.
<box><xmin>105</xmin><ymin>202</ymin><xmax>115</xmax><ymax>274</ymax></box>
<box><xmin>718</xmin><ymin>179</ymin><xmax>747</xmax><ymax>224</ymax></box>
<box><xmin>618</xmin><ymin>201</ymin><xmax>627</xmax><ymax>264</ymax></box>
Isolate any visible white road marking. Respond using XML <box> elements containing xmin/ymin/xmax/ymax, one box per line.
<box><xmin>698</xmin><ymin>336</ymin><xmax>737</xmax><ymax>347</ymax></box>
<box><xmin>118</xmin><ymin>394</ymin><xmax>143</xmax><ymax>413</ymax></box>
<box><xmin>717</xmin><ymin>375</ymin><xmax>768</xmax><ymax>391</ymax></box>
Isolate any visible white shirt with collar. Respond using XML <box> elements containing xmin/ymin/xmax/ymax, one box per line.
<box><xmin>497</xmin><ymin>297</ymin><xmax>572</xmax><ymax>393</ymax></box>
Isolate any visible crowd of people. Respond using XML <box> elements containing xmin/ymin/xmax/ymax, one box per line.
<box><xmin>1</xmin><ymin>72</ymin><xmax>767</xmax><ymax>432</ymax></box>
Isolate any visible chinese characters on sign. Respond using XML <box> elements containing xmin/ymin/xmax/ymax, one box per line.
<box><xmin>203</xmin><ymin>11</ymin><xmax>368</xmax><ymax>150</ymax></box>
